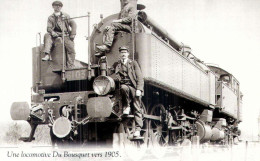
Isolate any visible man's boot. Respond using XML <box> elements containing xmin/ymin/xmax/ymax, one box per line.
<box><xmin>42</xmin><ymin>54</ymin><xmax>50</xmax><ymax>61</ymax></box>
<box><xmin>123</xmin><ymin>106</ymin><xmax>131</xmax><ymax>115</ymax></box>
<box><xmin>96</xmin><ymin>45</ymin><xmax>110</xmax><ymax>52</ymax></box>
<box><xmin>133</xmin><ymin>130</ymin><xmax>140</xmax><ymax>137</ymax></box>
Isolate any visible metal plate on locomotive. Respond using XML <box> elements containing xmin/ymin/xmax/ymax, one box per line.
<box><xmin>65</xmin><ymin>69</ymin><xmax>88</xmax><ymax>81</ymax></box>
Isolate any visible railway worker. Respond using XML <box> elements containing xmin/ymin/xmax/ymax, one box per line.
<box><xmin>42</xmin><ymin>1</ymin><xmax>77</xmax><ymax>69</ymax></box>
<box><xmin>111</xmin><ymin>46</ymin><xmax>144</xmax><ymax>137</ymax></box>
<box><xmin>96</xmin><ymin>0</ymin><xmax>137</xmax><ymax>54</ymax></box>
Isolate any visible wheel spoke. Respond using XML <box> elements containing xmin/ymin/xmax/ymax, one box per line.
<box><xmin>162</xmin><ymin>135</ymin><xmax>169</xmax><ymax>144</ymax></box>
<box><xmin>149</xmin><ymin>104</ymin><xmax>169</xmax><ymax>148</ymax></box>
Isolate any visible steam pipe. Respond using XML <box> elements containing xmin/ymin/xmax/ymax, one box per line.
<box><xmin>138</xmin><ymin>11</ymin><xmax>182</xmax><ymax>50</ymax></box>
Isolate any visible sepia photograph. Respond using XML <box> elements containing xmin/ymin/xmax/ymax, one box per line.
<box><xmin>0</xmin><ymin>0</ymin><xmax>260</xmax><ymax>160</ymax></box>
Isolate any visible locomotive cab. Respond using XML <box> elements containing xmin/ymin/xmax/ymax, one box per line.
<box><xmin>208</xmin><ymin>65</ymin><xmax>242</xmax><ymax>131</ymax></box>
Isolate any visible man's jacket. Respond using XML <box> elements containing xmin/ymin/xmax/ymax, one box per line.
<box><xmin>111</xmin><ymin>59</ymin><xmax>144</xmax><ymax>92</ymax></box>
<box><xmin>119</xmin><ymin>1</ymin><xmax>137</xmax><ymax>24</ymax></box>
<box><xmin>47</xmin><ymin>12</ymin><xmax>77</xmax><ymax>36</ymax></box>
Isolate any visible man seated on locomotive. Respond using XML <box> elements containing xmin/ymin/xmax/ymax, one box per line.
<box><xmin>96</xmin><ymin>0</ymin><xmax>137</xmax><ymax>54</ymax></box>
<box><xmin>110</xmin><ymin>46</ymin><xmax>144</xmax><ymax>137</ymax></box>
<box><xmin>42</xmin><ymin>1</ymin><xmax>77</xmax><ymax>69</ymax></box>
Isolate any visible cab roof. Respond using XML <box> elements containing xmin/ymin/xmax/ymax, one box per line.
<box><xmin>207</xmin><ymin>64</ymin><xmax>239</xmax><ymax>84</ymax></box>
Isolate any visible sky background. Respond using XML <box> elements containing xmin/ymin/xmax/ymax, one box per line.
<box><xmin>0</xmin><ymin>0</ymin><xmax>260</xmax><ymax>140</ymax></box>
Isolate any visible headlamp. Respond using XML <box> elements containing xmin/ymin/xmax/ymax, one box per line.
<box><xmin>93</xmin><ymin>76</ymin><xmax>115</xmax><ymax>95</ymax></box>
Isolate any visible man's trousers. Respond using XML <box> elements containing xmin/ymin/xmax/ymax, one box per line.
<box><xmin>103</xmin><ymin>22</ymin><xmax>131</xmax><ymax>47</ymax></box>
<box><xmin>43</xmin><ymin>33</ymin><xmax>75</xmax><ymax>67</ymax></box>
<box><xmin>120</xmin><ymin>84</ymin><xmax>143</xmax><ymax>131</ymax></box>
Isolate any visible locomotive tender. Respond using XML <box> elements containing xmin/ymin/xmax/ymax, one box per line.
<box><xmin>11</xmin><ymin>1</ymin><xmax>242</xmax><ymax>147</ymax></box>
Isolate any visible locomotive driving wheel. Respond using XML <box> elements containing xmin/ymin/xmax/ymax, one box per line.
<box><xmin>148</xmin><ymin>104</ymin><xmax>169</xmax><ymax>158</ymax></box>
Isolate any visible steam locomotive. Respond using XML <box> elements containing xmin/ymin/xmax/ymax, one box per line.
<box><xmin>10</xmin><ymin>1</ymin><xmax>242</xmax><ymax>148</ymax></box>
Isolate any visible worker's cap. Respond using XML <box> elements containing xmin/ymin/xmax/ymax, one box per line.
<box><xmin>119</xmin><ymin>46</ymin><xmax>129</xmax><ymax>52</ymax></box>
<box><xmin>52</xmin><ymin>1</ymin><xmax>63</xmax><ymax>7</ymax></box>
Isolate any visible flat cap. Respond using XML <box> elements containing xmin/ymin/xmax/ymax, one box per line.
<box><xmin>52</xmin><ymin>1</ymin><xmax>63</xmax><ymax>7</ymax></box>
<box><xmin>119</xmin><ymin>46</ymin><xmax>129</xmax><ymax>52</ymax></box>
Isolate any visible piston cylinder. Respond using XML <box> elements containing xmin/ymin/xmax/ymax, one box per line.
<box><xmin>196</xmin><ymin>120</ymin><xmax>212</xmax><ymax>143</ymax></box>
<box><xmin>211</xmin><ymin>127</ymin><xmax>225</xmax><ymax>141</ymax></box>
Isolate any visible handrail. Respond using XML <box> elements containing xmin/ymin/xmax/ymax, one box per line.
<box><xmin>131</xmin><ymin>15</ymin><xmax>138</xmax><ymax>61</ymax></box>
<box><xmin>64</xmin><ymin>15</ymin><xmax>89</xmax><ymax>20</ymax></box>
<box><xmin>35</xmin><ymin>33</ymin><xmax>42</xmax><ymax>93</ymax></box>
<box><xmin>61</xmin><ymin>16</ymin><xmax>66</xmax><ymax>82</ymax></box>
<box><xmin>59</xmin><ymin>14</ymin><xmax>91</xmax><ymax>82</ymax></box>
<box><xmin>87</xmin><ymin>12</ymin><xmax>92</xmax><ymax>80</ymax></box>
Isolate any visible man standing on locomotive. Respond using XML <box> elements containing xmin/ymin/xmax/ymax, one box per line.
<box><xmin>42</xmin><ymin>1</ymin><xmax>77</xmax><ymax>69</ymax></box>
<box><xmin>96</xmin><ymin>0</ymin><xmax>137</xmax><ymax>54</ymax></box>
<box><xmin>111</xmin><ymin>46</ymin><xmax>144</xmax><ymax>137</ymax></box>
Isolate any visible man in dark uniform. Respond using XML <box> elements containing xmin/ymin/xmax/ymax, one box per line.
<box><xmin>96</xmin><ymin>0</ymin><xmax>137</xmax><ymax>53</ymax></box>
<box><xmin>111</xmin><ymin>46</ymin><xmax>144</xmax><ymax>137</ymax></box>
<box><xmin>42</xmin><ymin>1</ymin><xmax>77</xmax><ymax>69</ymax></box>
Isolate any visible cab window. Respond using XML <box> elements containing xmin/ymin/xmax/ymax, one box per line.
<box><xmin>220</xmin><ymin>75</ymin><xmax>230</xmax><ymax>83</ymax></box>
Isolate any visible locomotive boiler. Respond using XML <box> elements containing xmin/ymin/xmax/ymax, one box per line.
<box><xmin>10</xmin><ymin>1</ymin><xmax>242</xmax><ymax>148</ymax></box>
